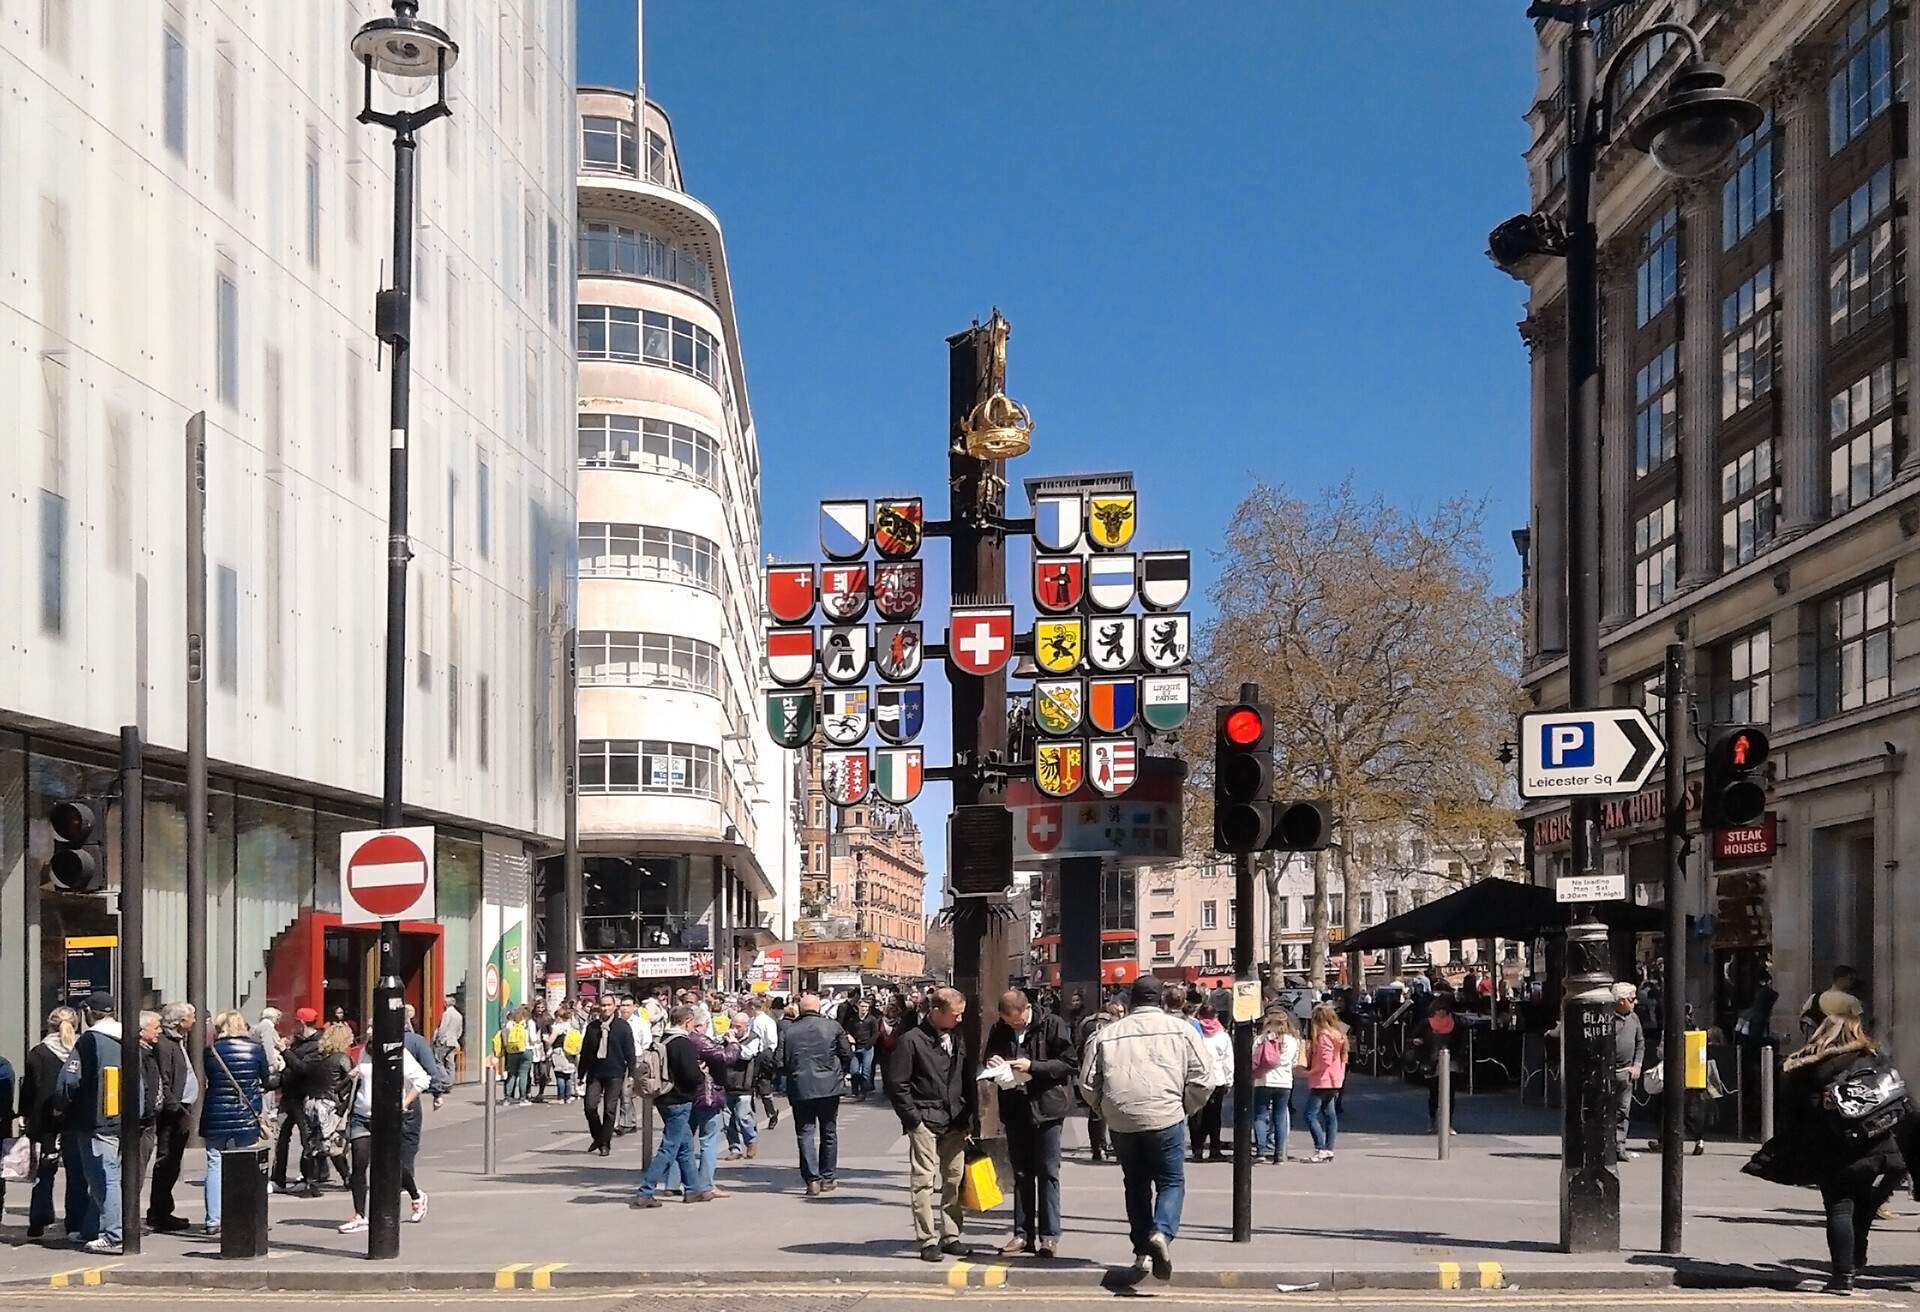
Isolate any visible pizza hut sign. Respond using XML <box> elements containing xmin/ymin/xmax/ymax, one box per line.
<box><xmin>1712</xmin><ymin>814</ymin><xmax>1777</xmax><ymax>864</ymax></box>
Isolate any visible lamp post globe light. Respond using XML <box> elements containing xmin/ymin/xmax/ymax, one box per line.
<box><xmin>350</xmin><ymin>0</ymin><xmax>457</xmax><ymax>1263</ymax></box>
<box><xmin>1493</xmin><ymin>1</ymin><xmax>1761</xmax><ymax>1257</ymax></box>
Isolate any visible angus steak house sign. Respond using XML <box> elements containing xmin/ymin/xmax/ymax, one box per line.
<box><xmin>1531</xmin><ymin>779</ymin><xmax>1700</xmax><ymax>848</ymax></box>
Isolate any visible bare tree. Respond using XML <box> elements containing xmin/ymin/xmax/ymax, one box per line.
<box><xmin>1194</xmin><ymin>482</ymin><xmax>1521</xmax><ymax>987</ymax></box>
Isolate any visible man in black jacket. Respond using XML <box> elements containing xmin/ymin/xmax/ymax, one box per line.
<box><xmin>886</xmin><ymin>986</ymin><xmax>974</xmax><ymax>1262</ymax></box>
<box><xmin>272</xmin><ymin>1008</ymin><xmax>323</xmax><ymax>1194</ymax></box>
<box><xmin>146</xmin><ymin>1002</ymin><xmax>197</xmax><ymax>1231</ymax></box>
<box><xmin>985</xmin><ymin>989</ymin><xmax>1077</xmax><ymax>1256</ymax></box>
<box><xmin>579</xmin><ymin>994</ymin><xmax>638</xmax><ymax>1156</ymax></box>
<box><xmin>780</xmin><ymin>993</ymin><xmax>851</xmax><ymax>1195</ymax></box>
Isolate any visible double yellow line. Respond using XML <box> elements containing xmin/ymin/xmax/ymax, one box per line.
<box><xmin>494</xmin><ymin>1262</ymin><xmax>568</xmax><ymax>1290</ymax></box>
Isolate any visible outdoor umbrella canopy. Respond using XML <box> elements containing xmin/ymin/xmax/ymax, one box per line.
<box><xmin>1338</xmin><ymin>877</ymin><xmax>1659</xmax><ymax>954</ymax></box>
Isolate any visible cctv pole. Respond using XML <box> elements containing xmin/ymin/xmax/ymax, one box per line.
<box><xmin>186</xmin><ymin>414</ymin><xmax>210</xmax><ymax>1085</ymax></box>
<box><xmin>118</xmin><ymin>725</ymin><xmax>145</xmax><ymax>1255</ymax></box>
<box><xmin>1556</xmin><ymin>3</ymin><xmax>1621</xmax><ymax>1254</ymax></box>
<box><xmin>1660</xmin><ymin>642</ymin><xmax>1688</xmax><ymax>1252</ymax></box>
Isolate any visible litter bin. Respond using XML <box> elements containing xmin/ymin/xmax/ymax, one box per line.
<box><xmin>220</xmin><ymin>1144</ymin><xmax>270</xmax><ymax>1258</ymax></box>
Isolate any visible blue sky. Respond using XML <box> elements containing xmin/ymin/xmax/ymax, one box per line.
<box><xmin>577</xmin><ymin>4</ymin><xmax>1540</xmax><ymax>906</ymax></box>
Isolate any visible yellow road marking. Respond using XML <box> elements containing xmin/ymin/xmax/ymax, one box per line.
<box><xmin>1477</xmin><ymin>1260</ymin><xmax>1503</xmax><ymax>1289</ymax></box>
<box><xmin>530</xmin><ymin>1262</ymin><xmax>566</xmax><ymax>1290</ymax></box>
<box><xmin>48</xmin><ymin>1264</ymin><xmax>118</xmax><ymax>1289</ymax></box>
<box><xmin>494</xmin><ymin>1263</ymin><xmax>528</xmax><ymax>1290</ymax></box>
<box><xmin>980</xmin><ymin>1263</ymin><xmax>1006</xmax><ymax>1288</ymax></box>
<box><xmin>945</xmin><ymin>1259</ymin><xmax>973</xmax><ymax>1289</ymax></box>
<box><xmin>1437</xmin><ymin>1260</ymin><xmax>1461</xmax><ymax>1289</ymax></box>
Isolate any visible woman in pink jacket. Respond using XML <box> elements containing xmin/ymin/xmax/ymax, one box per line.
<box><xmin>1303</xmin><ymin>1004</ymin><xmax>1349</xmax><ymax>1163</ymax></box>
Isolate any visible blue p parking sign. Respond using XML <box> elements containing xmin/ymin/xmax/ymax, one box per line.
<box><xmin>1518</xmin><ymin>708</ymin><xmax>1665</xmax><ymax>799</ymax></box>
<box><xmin>1541</xmin><ymin>721</ymin><xmax>1594</xmax><ymax>769</ymax></box>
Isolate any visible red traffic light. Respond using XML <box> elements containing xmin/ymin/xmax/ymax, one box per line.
<box><xmin>1223</xmin><ymin>707</ymin><xmax>1265</xmax><ymax>747</ymax></box>
<box><xmin>1727</xmin><ymin>729</ymin><xmax>1765</xmax><ymax>768</ymax></box>
<box><xmin>50</xmin><ymin>801</ymin><xmax>96</xmax><ymax>844</ymax></box>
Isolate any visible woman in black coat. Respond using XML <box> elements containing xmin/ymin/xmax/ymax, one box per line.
<box><xmin>1410</xmin><ymin>998</ymin><xmax>1466</xmax><ymax>1134</ymax></box>
<box><xmin>1749</xmin><ymin>992</ymin><xmax>1907</xmax><ymax>1294</ymax></box>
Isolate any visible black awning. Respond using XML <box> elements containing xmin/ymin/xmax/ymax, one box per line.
<box><xmin>1338</xmin><ymin>877</ymin><xmax>1660</xmax><ymax>953</ymax></box>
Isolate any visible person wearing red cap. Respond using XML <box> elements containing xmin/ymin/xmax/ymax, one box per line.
<box><xmin>271</xmin><ymin>1008</ymin><xmax>325</xmax><ymax>1195</ymax></box>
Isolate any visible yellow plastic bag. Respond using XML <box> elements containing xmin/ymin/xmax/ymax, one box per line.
<box><xmin>961</xmin><ymin>1151</ymin><xmax>1003</xmax><ymax>1212</ymax></box>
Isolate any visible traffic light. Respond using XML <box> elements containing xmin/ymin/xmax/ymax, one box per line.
<box><xmin>1269</xmin><ymin>799</ymin><xmax>1332</xmax><ymax>853</ymax></box>
<box><xmin>48</xmin><ymin>800</ymin><xmax>105</xmax><ymax>892</ymax></box>
<box><xmin>1213</xmin><ymin>702</ymin><xmax>1275</xmax><ymax>853</ymax></box>
<box><xmin>1702</xmin><ymin>725</ymin><xmax>1769</xmax><ymax>831</ymax></box>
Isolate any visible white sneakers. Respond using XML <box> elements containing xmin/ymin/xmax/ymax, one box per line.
<box><xmin>338</xmin><ymin>1215</ymin><xmax>368</xmax><ymax>1234</ymax></box>
<box><xmin>409</xmin><ymin>1193</ymin><xmax>429</xmax><ymax>1223</ymax></box>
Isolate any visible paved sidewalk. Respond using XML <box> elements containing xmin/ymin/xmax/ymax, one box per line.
<box><xmin>1</xmin><ymin>1077</ymin><xmax>1914</xmax><ymax>1291</ymax></box>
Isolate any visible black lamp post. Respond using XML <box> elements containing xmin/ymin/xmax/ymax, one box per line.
<box><xmin>1494</xmin><ymin>1</ymin><xmax>1761</xmax><ymax>1255</ymax></box>
<box><xmin>351</xmin><ymin>0</ymin><xmax>457</xmax><ymax>1262</ymax></box>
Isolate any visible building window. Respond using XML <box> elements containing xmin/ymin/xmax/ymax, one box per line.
<box><xmin>577</xmin><ymin>414</ymin><xmax>720</xmax><ymax>486</ymax></box>
<box><xmin>1385</xmin><ymin>891</ymin><xmax>1400</xmax><ymax>918</ymax></box>
<box><xmin>447</xmin><ymin>662</ymin><xmax>460</xmax><ymax>760</ymax></box>
<box><xmin>477</xmin><ymin>673</ymin><xmax>490</xmax><ymax>770</ymax></box>
<box><xmin>215</xmin><ymin>564</ymin><xmax>238</xmax><ymax>689</ymax></box>
<box><xmin>162</xmin><ymin>21</ymin><xmax>187</xmax><ymax>158</ymax></box>
<box><xmin>577</xmin><ymin>739</ymin><xmax>720</xmax><ymax>798</ymax></box>
<box><xmin>1721</xmin><ymin>439</ymin><xmax>1777</xmax><ymax>569</ymax></box>
<box><xmin>1721</xmin><ymin>267</ymin><xmax>1777</xmax><ymax>420</ymax></box>
<box><xmin>1829</xmin><ymin>0</ymin><xmax>1899</xmax><ymax>154</ymax></box>
<box><xmin>1152</xmin><ymin>935</ymin><xmax>1173</xmax><ymax>961</ymax></box>
<box><xmin>1328</xmin><ymin>893</ymin><xmax>1345</xmax><ymax>927</ymax></box>
<box><xmin>476</xmin><ymin>455</ymin><xmax>491</xmax><ymax>559</ymax></box>
<box><xmin>576</xmin><ymin>631</ymin><xmax>720</xmax><ymax>694</ymax></box>
<box><xmin>578</xmin><ymin>222</ymin><xmax>714</xmax><ymax>298</ymax></box>
<box><xmin>577</xmin><ymin>522</ymin><xmax>721</xmax><ymax>592</ymax></box>
<box><xmin>546</xmin><ymin>217</ymin><xmax>560</xmax><ymax>324</ymax></box>
<box><xmin>1635</xmin><ymin>345</ymin><xmax>1679</xmax><ymax>475</ymax></box>
<box><xmin>304</xmin><ymin>131</ymin><xmax>321</xmax><ymax>267</ymax></box>
<box><xmin>1634</xmin><ymin>500</ymin><xmax>1678</xmax><ymax>615</ymax></box>
<box><xmin>1609</xmin><ymin>21</ymin><xmax>1675</xmax><ymax>109</ymax></box>
<box><xmin>1636</xmin><ymin>207</ymin><xmax>1679</xmax><ymax>327</ymax></box>
<box><xmin>1201</xmin><ymin>900</ymin><xmax>1217</xmax><ymax>930</ymax></box>
<box><xmin>576</xmin><ymin>305</ymin><xmax>720</xmax><ymax>387</ymax></box>
<box><xmin>1829</xmin><ymin>362</ymin><xmax>1903</xmax><ymax>515</ymax></box>
<box><xmin>1829</xmin><ymin>165</ymin><xmax>1902</xmax><ymax>343</ymax></box>
<box><xmin>1714</xmin><ymin>627</ymin><xmax>1772</xmax><ymax>725</ymax></box>
<box><xmin>1202</xmin><ymin>948</ymin><xmax>1221</xmax><ymax>970</ymax></box>
<box><xmin>645</xmin><ymin>129</ymin><xmax>670</xmax><ymax>185</ymax></box>
<box><xmin>581</xmin><ymin>115</ymin><xmax>636</xmax><ymax>173</ymax></box>
<box><xmin>1275</xmin><ymin>897</ymin><xmax>1290</xmax><ymax>929</ymax></box>
<box><xmin>1227</xmin><ymin>899</ymin><xmax>1237</xmax><ymax>927</ymax></box>
<box><xmin>38</xmin><ymin>490</ymin><xmax>65</xmax><ymax>635</ymax></box>
<box><xmin>1359</xmin><ymin>893</ymin><xmax>1374</xmax><ymax>926</ymax></box>
<box><xmin>215</xmin><ymin>269</ymin><xmax>239</xmax><ymax>406</ymax></box>
<box><xmin>1722</xmin><ymin>109</ymin><xmax>1775</xmax><ymax>249</ymax></box>
<box><xmin>1819</xmin><ymin>575</ymin><xmax>1895</xmax><ymax>716</ymax></box>
<box><xmin>215</xmin><ymin>42</ymin><xmax>236</xmax><ymax>196</ymax></box>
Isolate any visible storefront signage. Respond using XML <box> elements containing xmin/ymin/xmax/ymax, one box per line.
<box><xmin>574</xmin><ymin>951</ymin><xmax>716</xmax><ymax>980</ymax></box>
<box><xmin>796</xmin><ymin>939</ymin><xmax>883</xmax><ymax>970</ymax></box>
<box><xmin>1531</xmin><ymin>779</ymin><xmax>1700</xmax><ymax>848</ymax></box>
<box><xmin>1712</xmin><ymin>814</ymin><xmax>1776</xmax><ymax>864</ymax></box>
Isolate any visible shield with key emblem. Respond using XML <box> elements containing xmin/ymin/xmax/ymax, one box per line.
<box><xmin>819</xmin><ymin>564</ymin><xmax>870</xmax><ymax>623</ymax></box>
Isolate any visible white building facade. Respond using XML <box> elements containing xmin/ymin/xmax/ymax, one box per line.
<box><xmin>571</xmin><ymin>89</ymin><xmax>795</xmax><ymax>992</ymax></box>
<box><xmin>0</xmin><ymin>2</ymin><xmax>577</xmax><ymax>1075</ymax></box>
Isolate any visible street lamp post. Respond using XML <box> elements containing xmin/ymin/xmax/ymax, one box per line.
<box><xmin>350</xmin><ymin>0</ymin><xmax>458</xmax><ymax>1262</ymax></box>
<box><xmin>1494</xmin><ymin>1</ymin><xmax>1761</xmax><ymax>1255</ymax></box>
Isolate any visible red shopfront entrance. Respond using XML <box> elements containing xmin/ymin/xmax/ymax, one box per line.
<box><xmin>267</xmin><ymin>910</ymin><xmax>445</xmax><ymax>1035</ymax></box>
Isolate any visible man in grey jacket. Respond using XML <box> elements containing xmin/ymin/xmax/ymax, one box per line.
<box><xmin>1078</xmin><ymin>976</ymin><xmax>1211</xmax><ymax>1282</ymax></box>
<box><xmin>1611</xmin><ymin>981</ymin><xmax>1646</xmax><ymax>1163</ymax></box>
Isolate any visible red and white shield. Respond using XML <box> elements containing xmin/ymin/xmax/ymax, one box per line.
<box><xmin>874</xmin><ymin>561</ymin><xmax>924</xmax><ymax>620</ymax></box>
<box><xmin>766</xmin><ymin>628</ymin><xmax>815</xmax><ymax>686</ymax></box>
<box><xmin>1088</xmin><ymin>738</ymin><xmax>1139</xmax><ymax>797</ymax></box>
<box><xmin>766</xmin><ymin>565</ymin><xmax>815</xmax><ymax>624</ymax></box>
<box><xmin>819</xmin><ymin>564</ymin><xmax>870</xmax><ymax>623</ymax></box>
<box><xmin>1026</xmin><ymin>805</ymin><xmax>1064</xmax><ymax>854</ymax></box>
<box><xmin>823</xmin><ymin>749</ymin><xmax>870</xmax><ymax>806</ymax></box>
<box><xmin>1033</xmin><ymin>556</ymin><xmax>1085</xmax><ymax>614</ymax></box>
<box><xmin>947</xmin><ymin>607</ymin><xmax>1015</xmax><ymax>677</ymax></box>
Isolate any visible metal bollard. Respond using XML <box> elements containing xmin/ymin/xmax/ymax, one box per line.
<box><xmin>1759</xmin><ymin>1045</ymin><xmax>1775</xmax><ymax>1143</ymax></box>
<box><xmin>1437</xmin><ymin>1060</ymin><xmax>1452</xmax><ymax>1160</ymax></box>
<box><xmin>1372</xmin><ymin>1022</ymin><xmax>1380</xmax><ymax>1077</ymax></box>
<box><xmin>1468</xmin><ymin>1024</ymin><xmax>1476</xmax><ymax>1095</ymax></box>
<box><xmin>483</xmin><ymin>1063</ymin><xmax>497</xmax><ymax>1177</ymax></box>
<box><xmin>642</xmin><ymin>1088</ymin><xmax>656</xmax><ymax>1161</ymax></box>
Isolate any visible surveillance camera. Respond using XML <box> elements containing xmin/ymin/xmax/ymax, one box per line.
<box><xmin>1487</xmin><ymin>212</ymin><xmax>1565</xmax><ymax>273</ymax></box>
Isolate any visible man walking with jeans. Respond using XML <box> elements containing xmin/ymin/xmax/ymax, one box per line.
<box><xmin>886</xmin><ymin>986</ymin><xmax>974</xmax><ymax>1263</ymax></box>
<box><xmin>780</xmin><ymin>993</ymin><xmax>851</xmax><ymax>1195</ymax></box>
<box><xmin>577</xmin><ymin>995</ymin><xmax>636</xmax><ymax>1157</ymax></box>
<box><xmin>1079</xmin><ymin>976</ymin><xmax>1211</xmax><ymax>1282</ymax></box>
<box><xmin>629</xmin><ymin>1006</ymin><xmax>721</xmax><ymax>1207</ymax></box>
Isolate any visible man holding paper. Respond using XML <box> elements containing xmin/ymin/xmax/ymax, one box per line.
<box><xmin>983</xmin><ymin>989</ymin><xmax>1077</xmax><ymax>1257</ymax></box>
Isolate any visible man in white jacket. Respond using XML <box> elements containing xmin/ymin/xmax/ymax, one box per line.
<box><xmin>1077</xmin><ymin>976</ymin><xmax>1211</xmax><ymax>1283</ymax></box>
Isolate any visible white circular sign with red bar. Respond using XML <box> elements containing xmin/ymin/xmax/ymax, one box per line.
<box><xmin>339</xmin><ymin>826</ymin><xmax>437</xmax><ymax>925</ymax></box>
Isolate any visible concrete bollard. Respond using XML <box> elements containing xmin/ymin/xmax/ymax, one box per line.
<box><xmin>1437</xmin><ymin>1060</ymin><xmax>1452</xmax><ymax>1161</ymax></box>
<box><xmin>1759</xmin><ymin>1045</ymin><xmax>1774</xmax><ymax>1143</ymax></box>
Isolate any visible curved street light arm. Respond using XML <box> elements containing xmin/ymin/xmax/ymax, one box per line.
<box><xmin>1594</xmin><ymin>22</ymin><xmax>1706</xmax><ymax>142</ymax></box>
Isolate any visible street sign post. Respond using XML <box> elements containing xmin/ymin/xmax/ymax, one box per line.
<box><xmin>340</xmin><ymin>826</ymin><xmax>437</xmax><ymax>925</ymax></box>
<box><xmin>1518</xmin><ymin>709</ymin><xmax>1665</xmax><ymax>799</ymax></box>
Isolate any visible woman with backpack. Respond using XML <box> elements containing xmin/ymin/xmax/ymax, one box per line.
<box><xmin>496</xmin><ymin>1007</ymin><xmax>533</xmax><ymax>1106</ymax></box>
<box><xmin>1747</xmin><ymin>991</ymin><xmax>1909</xmax><ymax>1295</ymax></box>
<box><xmin>547</xmin><ymin>1005</ymin><xmax>582</xmax><ymax>1104</ymax></box>
<box><xmin>1251</xmin><ymin>1009</ymin><xmax>1301</xmax><ymax>1164</ymax></box>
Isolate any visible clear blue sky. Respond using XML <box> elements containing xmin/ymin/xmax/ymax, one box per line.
<box><xmin>577</xmin><ymin>3</ymin><xmax>1540</xmax><ymax>907</ymax></box>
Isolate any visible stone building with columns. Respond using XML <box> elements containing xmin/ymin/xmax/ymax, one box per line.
<box><xmin>1514</xmin><ymin>0</ymin><xmax>1920</xmax><ymax>1056</ymax></box>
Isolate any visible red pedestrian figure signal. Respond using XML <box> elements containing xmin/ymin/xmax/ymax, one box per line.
<box><xmin>1703</xmin><ymin>725</ymin><xmax>1769</xmax><ymax>832</ymax></box>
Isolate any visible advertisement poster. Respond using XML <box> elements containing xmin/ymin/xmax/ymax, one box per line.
<box><xmin>482</xmin><ymin>903</ymin><xmax>527</xmax><ymax>1047</ymax></box>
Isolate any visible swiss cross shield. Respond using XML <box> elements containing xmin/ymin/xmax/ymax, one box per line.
<box><xmin>1032</xmin><ymin>678</ymin><xmax>1084</xmax><ymax>736</ymax></box>
<box><xmin>821</xmin><ymin>687</ymin><xmax>870</xmax><ymax>745</ymax></box>
<box><xmin>1088</xmin><ymin>738</ymin><xmax>1139</xmax><ymax>797</ymax></box>
<box><xmin>1034</xmin><ymin>619</ymin><xmax>1084</xmax><ymax>675</ymax></box>
<box><xmin>874</xmin><ymin>684</ymin><xmax>925</xmax><ymax>744</ymax></box>
<box><xmin>873</xmin><ymin>498</ymin><xmax>924</xmax><ymax>559</ymax></box>
<box><xmin>1033</xmin><ymin>556</ymin><xmax>1085</xmax><ymax>614</ymax></box>
<box><xmin>1036</xmin><ymin>742</ymin><xmax>1085</xmax><ymax>799</ymax></box>
<box><xmin>1087</xmin><ymin>554</ymin><xmax>1136</xmax><ymax>612</ymax></box>
<box><xmin>1139</xmin><ymin>551</ymin><xmax>1191</xmax><ymax>611</ymax></box>
<box><xmin>819</xmin><ymin>564</ymin><xmax>870</xmax><ymax>623</ymax></box>
<box><xmin>1142</xmin><ymin>613</ymin><xmax>1190</xmax><ymax>670</ymax></box>
<box><xmin>873</xmin><ymin>561</ymin><xmax>925</xmax><ymax>620</ymax></box>
<box><xmin>765</xmin><ymin>690</ymin><xmax>816</xmax><ymax>748</ymax></box>
<box><xmin>874</xmin><ymin>621</ymin><xmax>924</xmax><ymax>682</ymax></box>
<box><xmin>819</xmin><ymin>625</ymin><xmax>870</xmax><ymax>684</ymax></box>
<box><xmin>947</xmin><ymin>607</ymin><xmax>1015</xmax><ymax>677</ymax></box>
<box><xmin>1140</xmin><ymin>674</ymin><xmax>1192</xmax><ymax>731</ymax></box>
<box><xmin>1087</xmin><ymin>615</ymin><xmax>1138</xmax><ymax>673</ymax></box>
<box><xmin>766</xmin><ymin>565</ymin><xmax>816</xmax><ymax>625</ymax></box>
<box><xmin>873</xmin><ymin>747</ymin><xmax>925</xmax><ymax>804</ymax></box>
<box><xmin>1026</xmin><ymin>804</ymin><xmax>1065</xmax><ymax>854</ymax></box>
<box><xmin>1088</xmin><ymin>677</ymin><xmax>1139</xmax><ymax>733</ymax></box>
<box><xmin>766</xmin><ymin>628</ymin><xmax>815</xmax><ymax>686</ymax></box>
<box><xmin>823</xmin><ymin>749</ymin><xmax>870</xmax><ymax>806</ymax></box>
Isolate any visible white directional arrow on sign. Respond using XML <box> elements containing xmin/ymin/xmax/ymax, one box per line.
<box><xmin>1518</xmin><ymin>708</ymin><xmax>1666</xmax><ymax>799</ymax></box>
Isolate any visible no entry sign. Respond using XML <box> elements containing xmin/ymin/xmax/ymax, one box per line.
<box><xmin>339</xmin><ymin>826</ymin><xmax>437</xmax><ymax>925</ymax></box>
